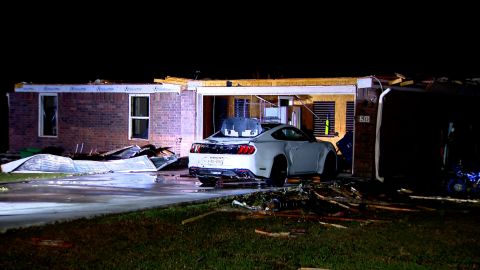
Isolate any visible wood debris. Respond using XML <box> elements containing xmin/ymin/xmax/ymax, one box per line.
<box><xmin>182</xmin><ymin>207</ymin><xmax>251</xmax><ymax>225</ymax></box>
<box><xmin>409</xmin><ymin>195</ymin><xmax>480</xmax><ymax>204</ymax></box>
<box><xmin>313</xmin><ymin>190</ymin><xmax>359</xmax><ymax>212</ymax></box>
<box><xmin>319</xmin><ymin>221</ymin><xmax>347</xmax><ymax>229</ymax></box>
<box><xmin>255</xmin><ymin>228</ymin><xmax>290</xmax><ymax>238</ymax></box>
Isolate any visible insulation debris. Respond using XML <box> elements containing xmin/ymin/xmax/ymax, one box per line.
<box><xmin>1</xmin><ymin>154</ymin><xmax>156</xmax><ymax>174</ymax></box>
<box><xmin>1</xmin><ymin>144</ymin><xmax>178</xmax><ymax>173</ymax></box>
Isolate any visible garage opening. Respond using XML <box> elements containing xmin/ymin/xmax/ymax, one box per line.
<box><xmin>201</xmin><ymin>94</ymin><xmax>355</xmax><ymax>174</ymax></box>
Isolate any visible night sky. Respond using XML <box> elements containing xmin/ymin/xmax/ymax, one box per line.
<box><xmin>1</xmin><ymin>6</ymin><xmax>479</xmax><ymax>151</ymax></box>
<box><xmin>4</xmin><ymin>33</ymin><xmax>480</xmax><ymax>85</ymax></box>
<box><xmin>2</xmin><ymin>5</ymin><xmax>480</xmax><ymax>87</ymax></box>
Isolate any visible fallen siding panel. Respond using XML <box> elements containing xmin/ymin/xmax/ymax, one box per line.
<box><xmin>1</xmin><ymin>154</ymin><xmax>156</xmax><ymax>174</ymax></box>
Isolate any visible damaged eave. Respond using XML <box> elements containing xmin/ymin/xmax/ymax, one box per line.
<box><xmin>153</xmin><ymin>76</ymin><xmax>189</xmax><ymax>86</ymax></box>
<box><xmin>193</xmin><ymin>85</ymin><xmax>357</xmax><ymax>96</ymax></box>
<box><xmin>155</xmin><ymin>76</ymin><xmax>361</xmax><ymax>91</ymax></box>
<box><xmin>196</xmin><ymin>77</ymin><xmax>359</xmax><ymax>87</ymax></box>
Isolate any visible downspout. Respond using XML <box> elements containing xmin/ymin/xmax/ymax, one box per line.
<box><xmin>375</xmin><ymin>88</ymin><xmax>391</xmax><ymax>182</ymax></box>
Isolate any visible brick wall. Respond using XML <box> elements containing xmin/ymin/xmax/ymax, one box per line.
<box><xmin>353</xmin><ymin>88</ymin><xmax>380</xmax><ymax>178</ymax></box>
<box><xmin>8</xmin><ymin>91</ymin><xmax>196</xmax><ymax>157</ymax></box>
<box><xmin>180</xmin><ymin>91</ymin><xmax>196</xmax><ymax>157</ymax></box>
<box><xmin>9</xmin><ymin>93</ymin><xmax>39</xmax><ymax>152</ymax></box>
<box><xmin>150</xmin><ymin>92</ymin><xmax>182</xmax><ymax>154</ymax></box>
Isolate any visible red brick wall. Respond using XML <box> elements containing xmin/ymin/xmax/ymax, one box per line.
<box><xmin>150</xmin><ymin>92</ymin><xmax>181</xmax><ymax>154</ymax></box>
<box><xmin>8</xmin><ymin>93</ymin><xmax>39</xmax><ymax>152</ymax></box>
<box><xmin>8</xmin><ymin>91</ymin><xmax>197</xmax><ymax>157</ymax></box>
<box><xmin>180</xmin><ymin>91</ymin><xmax>196</xmax><ymax>157</ymax></box>
<box><xmin>353</xmin><ymin>88</ymin><xmax>380</xmax><ymax>178</ymax></box>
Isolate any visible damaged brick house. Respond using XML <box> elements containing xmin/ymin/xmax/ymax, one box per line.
<box><xmin>7</xmin><ymin>77</ymin><xmax>374</xmax><ymax>176</ymax></box>
<box><xmin>10</xmin><ymin>75</ymin><xmax>476</xmax><ymax>183</ymax></box>
<box><xmin>7</xmin><ymin>83</ymin><xmax>196</xmax><ymax>158</ymax></box>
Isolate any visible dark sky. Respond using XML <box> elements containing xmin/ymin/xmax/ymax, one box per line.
<box><xmin>2</xmin><ymin>5</ymin><xmax>480</xmax><ymax>89</ymax></box>
<box><xmin>4</xmin><ymin>38</ymin><xmax>479</xmax><ymax>87</ymax></box>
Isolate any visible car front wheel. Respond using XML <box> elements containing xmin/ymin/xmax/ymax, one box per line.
<box><xmin>269</xmin><ymin>156</ymin><xmax>287</xmax><ymax>187</ymax></box>
<box><xmin>320</xmin><ymin>152</ymin><xmax>337</xmax><ymax>181</ymax></box>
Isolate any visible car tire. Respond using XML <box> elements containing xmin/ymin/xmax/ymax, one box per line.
<box><xmin>320</xmin><ymin>152</ymin><xmax>337</xmax><ymax>181</ymax></box>
<box><xmin>269</xmin><ymin>156</ymin><xmax>287</xmax><ymax>187</ymax></box>
<box><xmin>198</xmin><ymin>176</ymin><xmax>217</xmax><ymax>187</ymax></box>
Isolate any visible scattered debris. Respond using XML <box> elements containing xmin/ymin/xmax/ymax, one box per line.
<box><xmin>255</xmin><ymin>228</ymin><xmax>291</xmax><ymax>238</ymax></box>
<box><xmin>235</xmin><ymin>214</ymin><xmax>267</xmax><ymax>221</ymax></box>
<box><xmin>31</xmin><ymin>238</ymin><xmax>73</xmax><ymax>248</ymax></box>
<box><xmin>313</xmin><ymin>190</ymin><xmax>358</xmax><ymax>212</ymax></box>
<box><xmin>75</xmin><ymin>144</ymin><xmax>178</xmax><ymax>171</ymax></box>
<box><xmin>397</xmin><ymin>188</ymin><xmax>414</xmax><ymax>194</ymax></box>
<box><xmin>181</xmin><ymin>207</ymin><xmax>251</xmax><ymax>225</ymax></box>
<box><xmin>1</xmin><ymin>154</ymin><xmax>157</xmax><ymax>174</ymax></box>
<box><xmin>155</xmin><ymin>174</ymin><xmax>475</xmax><ymax>243</ymax></box>
<box><xmin>232</xmin><ymin>200</ymin><xmax>261</xmax><ymax>211</ymax></box>
<box><xmin>318</xmin><ymin>221</ymin><xmax>347</xmax><ymax>229</ymax></box>
<box><xmin>409</xmin><ymin>195</ymin><xmax>480</xmax><ymax>204</ymax></box>
<box><xmin>182</xmin><ymin>210</ymin><xmax>220</xmax><ymax>225</ymax></box>
<box><xmin>224</xmin><ymin>180</ymin><xmax>428</xmax><ymax>228</ymax></box>
<box><xmin>415</xmin><ymin>205</ymin><xmax>437</xmax><ymax>211</ymax></box>
<box><xmin>363</xmin><ymin>204</ymin><xmax>419</xmax><ymax>212</ymax></box>
<box><xmin>1</xmin><ymin>144</ymin><xmax>178</xmax><ymax>173</ymax></box>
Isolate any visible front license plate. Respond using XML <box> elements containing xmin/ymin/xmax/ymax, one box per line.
<box><xmin>201</xmin><ymin>156</ymin><xmax>224</xmax><ymax>167</ymax></box>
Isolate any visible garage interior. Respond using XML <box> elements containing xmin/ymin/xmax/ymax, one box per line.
<box><xmin>201</xmin><ymin>94</ymin><xmax>355</xmax><ymax>173</ymax></box>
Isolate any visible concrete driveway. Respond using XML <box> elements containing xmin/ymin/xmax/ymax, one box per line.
<box><xmin>0</xmin><ymin>169</ymin><xmax>276</xmax><ymax>232</ymax></box>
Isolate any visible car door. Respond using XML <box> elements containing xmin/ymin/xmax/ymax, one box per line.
<box><xmin>275</xmin><ymin>127</ymin><xmax>319</xmax><ymax>174</ymax></box>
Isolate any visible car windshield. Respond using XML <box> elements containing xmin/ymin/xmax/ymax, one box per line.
<box><xmin>211</xmin><ymin>118</ymin><xmax>279</xmax><ymax>138</ymax></box>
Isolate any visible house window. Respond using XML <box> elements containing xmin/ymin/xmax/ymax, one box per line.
<box><xmin>234</xmin><ymin>98</ymin><xmax>250</xmax><ymax>118</ymax></box>
<box><xmin>39</xmin><ymin>93</ymin><xmax>58</xmax><ymax>137</ymax></box>
<box><xmin>129</xmin><ymin>94</ymin><xmax>149</xmax><ymax>140</ymax></box>
<box><xmin>346</xmin><ymin>101</ymin><xmax>355</xmax><ymax>132</ymax></box>
<box><xmin>313</xmin><ymin>101</ymin><xmax>335</xmax><ymax>137</ymax></box>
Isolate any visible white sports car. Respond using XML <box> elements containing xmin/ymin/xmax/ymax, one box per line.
<box><xmin>188</xmin><ymin>117</ymin><xmax>337</xmax><ymax>186</ymax></box>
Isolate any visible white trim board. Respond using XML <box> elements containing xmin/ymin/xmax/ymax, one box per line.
<box><xmin>16</xmin><ymin>84</ymin><xmax>182</xmax><ymax>93</ymax></box>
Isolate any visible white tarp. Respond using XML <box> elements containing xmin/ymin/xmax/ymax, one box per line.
<box><xmin>1</xmin><ymin>154</ymin><xmax>157</xmax><ymax>174</ymax></box>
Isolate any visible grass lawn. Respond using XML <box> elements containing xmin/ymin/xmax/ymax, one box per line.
<box><xmin>0</xmin><ymin>173</ymin><xmax>72</xmax><ymax>183</ymax></box>
<box><xmin>1</xmin><ymin>198</ymin><xmax>479</xmax><ymax>269</ymax></box>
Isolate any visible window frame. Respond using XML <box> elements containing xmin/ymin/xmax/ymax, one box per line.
<box><xmin>129</xmin><ymin>94</ymin><xmax>150</xmax><ymax>140</ymax></box>
<box><xmin>234</xmin><ymin>98</ymin><xmax>250</xmax><ymax>118</ymax></box>
<box><xmin>313</xmin><ymin>101</ymin><xmax>336</xmax><ymax>137</ymax></box>
<box><xmin>38</xmin><ymin>93</ymin><xmax>58</xmax><ymax>138</ymax></box>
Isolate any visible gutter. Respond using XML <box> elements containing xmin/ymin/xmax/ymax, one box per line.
<box><xmin>375</xmin><ymin>88</ymin><xmax>391</xmax><ymax>182</ymax></box>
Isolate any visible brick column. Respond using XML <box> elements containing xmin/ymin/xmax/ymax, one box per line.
<box><xmin>353</xmin><ymin>88</ymin><xmax>381</xmax><ymax>178</ymax></box>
